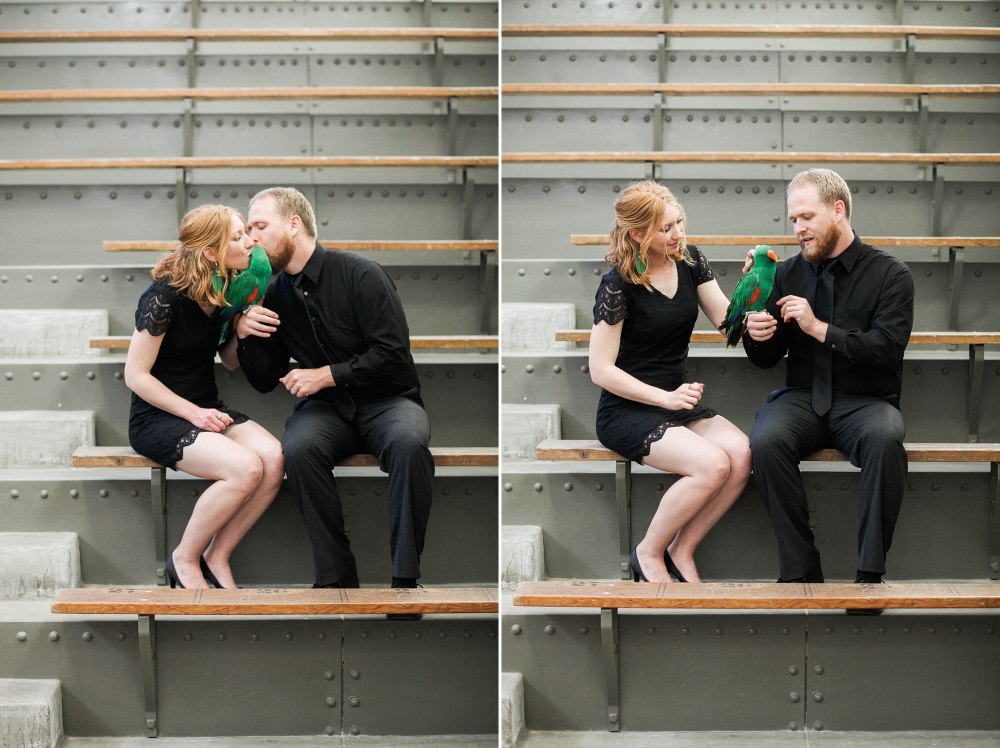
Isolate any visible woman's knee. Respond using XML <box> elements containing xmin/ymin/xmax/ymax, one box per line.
<box><xmin>257</xmin><ymin>438</ymin><xmax>285</xmax><ymax>482</ymax></box>
<box><xmin>696</xmin><ymin>448</ymin><xmax>731</xmax><ymax>491</ymax></box>
<box><xmin>225</xmin><ymin>452</ymin><xmax>264</xmax><ymax>493</ymax></box>
<box><xmin>728</xmin><ymin>434</ymin><xmax>753</xmax><ymax>480</ymax></box>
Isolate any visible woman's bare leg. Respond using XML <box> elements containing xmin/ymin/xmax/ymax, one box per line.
<box><xmin>202</xmin><ymin>420</ymin><xmax>284</xmax><ymax>588</ymax></box>
<box><xmin>666</xmin><ymin>416</ymin><xmax>752</xmax><ymax>582</ymax></box>
<box><xmin>635</xmin><ymin>426</ymin><xmax>732</xmax><ymax>583</ymax></box>
<box><xmin>171</xmin><ymin>433</ymin><xmax>265</xmax><ymax>588</ymax></box>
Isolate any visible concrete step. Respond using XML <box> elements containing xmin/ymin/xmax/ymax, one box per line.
<box><xmin>0</xmin><ymin>533</ymin><xmax>81</xmax><ymax>599</ymax></box>
<box><xmin>503</xmin><ymin>404</ymin><xmax>561</xmax><ymax>462</ymax></box>
<box><xmin>502</xmin><ymin>673</ymin><xmax>525</xmax><ymax>748</ymax></box>
<box><xmin>501</xmin><ymin>303</ymin><xmax>576</xmax><ymax>352</ymax></box>
<box><xmin>0</xmin><ymin>412</ymin><xmax>95</xmax><ymax>469</ymax></box>
<box><xmin>0</xmin><ymin>310</ymin><xmax>108</xmax><ymax>358</ymax></box>
<box><xmin>0</xmin><ymin>679</ymin><xmax>62</xmax><ymax>748</ymax></box>
<box><xmin>502</xmin><ymin>526</ymin><xmax>544</xmax><ymax>591</ymax></box>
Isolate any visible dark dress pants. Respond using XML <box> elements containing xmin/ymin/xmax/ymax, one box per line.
<box><xmin>749</xmin><ymin>388</ymin><xmax>906</xmax><ymax>580</ymax></box>
<box><xmin>281</xmin><ymin>396</ymin><xmax>434</xmax><ymax>586</ymax></box>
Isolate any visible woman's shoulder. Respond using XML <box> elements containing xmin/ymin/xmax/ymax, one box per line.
<box><xmin>599</xmin><ymin>266</ymin><xmax>626</xmax><ymax>290</ymax></box>
<box><xmin>136</xmin><ymin>276</ymin><xmax>181</xmax><ymax>336</ymax></box>
<box><xmin>142</xmin><ymin>275</ymin><xmax>180</xmax><ymax>303</ymax></box>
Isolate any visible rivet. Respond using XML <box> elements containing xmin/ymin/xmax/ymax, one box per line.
<box><xmin>534</xmin><ymin>483</ymin><xmax>543</xmax><ymax>492</ymax></box>
<box><xmin>714</xmin><ymin>626</ymin><xmax>723</xmax><ymax>636</ymax></box>
<box><xmin>953</xmin><ymin>626</ymin><xmax>961</xmax><ymax>634</ymax></box>
<box><xmin>49</xmin><ymin>631</ymin><xmax>59</xmax><ymax>642</ymax></box>
<box><xmin>100</xmin><ymin>490</ymin><xmax>109</xmax><ymax>498</ymax></box>
<box><xmin>4</xmin><ymin>373</ymin><xmax>11</xmax><ymax>381</ymax></box>
<box><xmin>349</xmin><ymin>697</ymin><xmax>360</xmax><ymax>707</ymax></box>
<box><xmin>40</xmin><ymin>490</ymin><xmax>49</xmax><ymax>499</ymax></box>
<box><xmin>388</xmin><ymin>631</ymin><xmax>397</xmax><ymax>639</ymax></box>
<box><xmin>814</xmin><ymin>721</ymin><xmax>824</xmax><ymax>731</ymax></box>
<box><xmin>326</xmin><ymin>697</ymin><xmax>336</xmax><ymax>708</ymax></box>
<box><xmin>525</xmin><ymin>365</ymin><xmax>534</xmax><ymax>373</ymax></box>
<box><xmin>82</xmin><ymin>632</ymin><xmax>93</xmax><ymax>642</ymax></box>
<box><xmin>17</xmin><ymin>632</ymin><xmax>27</xmax><ymax>642</ymax></box>
<box><xmin>351</xmin><ymin>726</ymin><xmax>360</xmax><ymax>735</ymax></box>
<box><xmin>33</xmin><ymin>372</ymin><xmax>41</xmax><ymax>380</ymax></box>
<box><xmin>351</xmin><ymin>669</ymin><xmax>360</xmax><ymax>679</ymax></box>
<box><xmin>681</xmin><ymin>627</ymin><xmax>690</xmax><ymax>635</ymax></box>
<box><xmin>747</xmin><ymin>627</ymin><xmax>756</xmax><ymax>635</ymax></box>
<box><xmin>853</xmin><ymin>626</ymin><xmax>861</xmax><ymax>634</ymax></box>
<box><xmin>903</xmin><ymin>626</ymin><xmax>911</xmax><ymax>634</ymax></box>
<box><xmin>545</xmin><ymin>625</ymin><xmax>556</xmax><ymax>635</ymax></box>
<box><xmin>325</xmin><ymin>726</ymin><xmax>335</xmax><ymax>735</ymax></box>
<box><xmin>114</xmin><ymin>372</ymin><xmax>123</xmax><ymax>380</ymax></box>
<box><xmin>646</xmin><ymin>626</ymin><xmax>656</xmax><ymax>636</ymax></box>
<box><xmin>789</xmin><ymin>692</ymin><xmax>800</xmax><ymax>702</ymax></box>
<box><xmin>504</xmin><ymin>483</ymin><xmax>513</xmax><ymax>492</ymax></box>
<box><xmin>463</xmin><ymin>630</ymin><xmax>472</xmax><ymax>639</ymax></box>
<box><xmin>987</xmin><ymin>627</ymin><xmax>995</xmax><ymax>635</ymax></box>
<box><xmin>927</xmin><ymin>626</ymin><xmax>937</xmax><ymax>635</ymax></box>
<box><xmin>325</xmin><ymin>670</ymin><xmax>335</xmax><ymax>680</ymax></box>
<box><xmin>117</xmin><ymin>633</ymin><xmax>126</xmax><ymax>641</ymax></box>
<box><xmin>789</xmin><ymin>722</ymin><xmax>798</xmax><ymax>731</ymax></box>
<box><xmin>218</xmin><ymin>633</ymin><xmax>226</xmax><ymax>641</ymax></box>
<box><xmin>781</xmin><ymin>626</ymin><xmax>790</xmax><ymax>635</ymax></box>
<box><xmin>413</xmin><ymin>631</ymin><xmax>422</xmax><ymax>639</ymax></box>
<box><xmin>877</xmin><ymin>625</ymin><xmax>886</xmax><ymax>634</ymax></box>
<box><xmin>825</xmin><ymin>626</ymin><xmax>833</xmax><ymax>634</ymax></box>
<box><xmin>788</xmin><ymin>665</ymin><xmax>798</xmax><ymax>675</ymax></box>
<box><xmin>184</xmin><ymin>632</ymin><xmax>193</xmax><ymax>641</ymax></box>
<box><xmin>564</xmin><ymin>482</ymin><xmax>573</xmax><ymax>491</ymax></box>
<box><xmin>70</xmin><ymin>490</ymin><xmax>79</xmax><ymax>499</ymax></box>
<box><xmin>594</xmin><ymin>482</ymin><xmax>602</xmax><ymax>491</ymax></box>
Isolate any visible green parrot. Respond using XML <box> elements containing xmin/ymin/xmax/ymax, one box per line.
<box><xmin>214</xmin><ymin>244</ymin><xmax>272</xmax><ymax>345</ymax></box>
<box><xmin>718</xmin><ymin>245</ymin><xmax>780</xmax><ymax>349</ymax></box>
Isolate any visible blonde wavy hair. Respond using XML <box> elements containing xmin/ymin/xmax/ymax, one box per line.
<box><xmin>606</xmin><ymin>181</ymin><xmax>693</xmax><ymax>287</ymax></box>
<box><xmin>152</xmin><ymin>204</ymin><xmax>244</xmax><ymax>308</ymax></box>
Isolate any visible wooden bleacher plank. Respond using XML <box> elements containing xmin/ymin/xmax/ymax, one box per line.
<box><xmin>503</xmin><ymin>83</ymin><xmax>1000</xmax><ymax>99</ymax></box>
<box><xmin>554</xmin><ymin>330</ymin><xmax>1000</xmax><ymax>345</ymax></box>
<box><xmin>89</xmin><ymin>335</ymin><xmax>497</xmax><ymax>350</ymax></box>
<box><xmin>104</xmin><ymin>240</ymin><xmax>498</xmax><ymax>253</ymax></box>
<box><xmin>500</xmin><ymin>23</ymin><xmax>1000</xmax><ymax>41</ymax></box>
<box><xmin>502</xmin><ymin>152</ymin><xmax>1000</xmax><ymax>165</ymax></box>
<box><xmin>72</xmin><ymin>445</ymin><xmax>498</xmax><ymax>468</ymax></box>
<box><xmin>0</xmin><ymin>28</ymin><xmax>499</xmax><ymax>43</ymax></box>
<box><xmin>512</xmin><ymin>580</ymin><xmax>1000</xmax><ymax>610</ymax></box>
<box><xmin>51</xmin><ymin>585</ymin><xmax>498</xmax><ymax>615</ymax></box>
<box><xmin>0</xmin><ymin>156</ymin><xmax>498</xmax><ymax>171</ymax></box>
<box><xmin>2</xmin><ymin>86</ymin><xmax>498</xmax><ymax>104</ymax></box>
<box><xmin>570</xmin><ymin>235</ymin><xmax>1000</xmax><ymax>246</ymax></box>
<box><xmin>534</xmin><ymin>439</ymin><xmax>1000</xmax><ymax>463</ymax></box>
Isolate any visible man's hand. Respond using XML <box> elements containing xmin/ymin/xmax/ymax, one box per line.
<box><xmin>746</xmin><ymin>311</ymin><xmax>777</xmax><ymax>342</ymax></box>
<box><xmin>237</xmin><ymin>306</ymin><xmax>280</xmax><ymax>339</ymax></box>
<box><xmin>280</xmin><ymin>366</ymin><xmax>334</xmax><ymax>398</ymax></box>
<box><xmin>776</xmin><ymin>295</ymin><xmax>828</xmax><ymax>341</ymax></box>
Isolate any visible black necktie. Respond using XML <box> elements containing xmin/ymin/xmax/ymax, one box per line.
<box><xmin>812</xmin><ymin>263</ymin><xmax>834</xmax><ymax>416</ymax></box>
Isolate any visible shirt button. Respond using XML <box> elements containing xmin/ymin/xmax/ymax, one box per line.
<box><xmin>303</xmin><ymin>291</ymin><xmax>309</xmax><ymax>296</ymax></box>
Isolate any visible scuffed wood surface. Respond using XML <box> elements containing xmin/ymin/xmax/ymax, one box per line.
<box><xmin>513</xmin><ymin>580</ymin><xmax>1000</xmax><ymax>609</ymax></box>
<box><xmin>0</xmin><ymin>28</ymin><xmax>498</xmax><ymax>43</ymax></box>
<box><xmin>2</xmin><ymin>156</ymin><xmax>498</xmax><ymax>170</ymax></box>
<box><xmin>554</xmin><ymin>330</ymin><xmax>1000</xmax><ymax>345</ymax></box>
<box><xmin>570</xmin><ymin>235</ymin><xmax>1000</xmax><ymax>247</ymax></box>
<box><xmin>500</xmin><ymin>24</ymin><xmax>1000</xmax><ymax>41</ymax></box>
<box><xmin>105</xmin><ymin>240</ymin><xmax>498</xmax><ymax>252</ymax></box>
<box><xmin>73</xmin><ymin>446</ymin><xmax>498</xmax><ymax>469</ymax></box>
<box><xmin>504</xmin><ymin>83</ymin><xmax>1000</xmax><ymax>98</ymax></box>
<box><xmin>2</xmin><ymin>86</ymin><xmax>497</xmax><ymax>103</ymax></box>
<box><xmin>91</xmin><ymin>335</ymin><xmax>498</xmax><ymax>350</ymax></box>
<box><xmin>534</xmin><ymin>439</ymin><xmax>1000</xmax><ymax>463</ymax></box>
<box><xmin>503</xmin><ymin>152</ymin><xmax>1000</xmax><ymax>165</ymax></box>
<box><xmin>53</xmin><ymin>586</ymin><xmax>498</xmax><ymax>615</ymax></box>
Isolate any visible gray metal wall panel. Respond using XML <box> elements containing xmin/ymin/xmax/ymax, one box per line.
<box><xmin>342</xmin><ymin>617</ymin><xmax>499</xmax><ymax>735</ymax></box>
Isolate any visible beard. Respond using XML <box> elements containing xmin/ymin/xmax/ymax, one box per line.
<box><xmin>263</xmin><ymin>232</ymin><xmax>296</xmax><ymax>273</ymax></box>
<box><xmin>799</xmin><ymin>221</ymin><xmax>841</xmax><ymax>264</ymax></box>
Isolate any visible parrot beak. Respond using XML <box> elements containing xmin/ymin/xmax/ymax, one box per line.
<box><xmin>767</xmin><ymin>249</ymin><xmax>779</xmax><ymax>262</ymax></box>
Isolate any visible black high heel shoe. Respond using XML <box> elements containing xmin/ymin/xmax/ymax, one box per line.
<box><xmin>664</xmin><ymin>549</ymin><xmax>689</xmax><ymax>583</ymax></box>
<box><xmin>164</xmin><ymin>552</ymin><xmax>184</xmax><ymax>589</ymax></box>
<box><xmin>200</xmin><ymin>557</ymin><xmax>222</xmax><ymax>589</ymax></box>
<box><xmin>628</xmin><ymin>547</ymin><xmax>650</xmax><ymax>583</ymax></box>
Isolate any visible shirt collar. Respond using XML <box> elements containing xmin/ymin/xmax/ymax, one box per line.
<box><xmin>827</xmin><ymin>231</ymin><xmax>863</xmax><ymax>274</ymax></box>
<box><xmin>294</xmin><ymin>240</ymin><xmax>326</xmax><ymax>287</ymax></box>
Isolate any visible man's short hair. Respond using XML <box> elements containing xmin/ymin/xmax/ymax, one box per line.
<box><xmin>249</xmin><ymin>186</ymin><xmax>318</xmax><ymax>238</ymax></box>
<box><xmin>786</xmin><ymin>168</ymin><xmax>852</xmax><ymax>221</ymax></box>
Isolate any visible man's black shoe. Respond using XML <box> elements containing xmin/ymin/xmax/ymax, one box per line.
<box><xmin>848</xmin><ymin>571</ymin><xmax>884</xmax><ymax>615</ymax></box>
<box><xmin>312</xmin><ymin>577</ymin><xmax>360</xmax><ymax>589</ymax></box>
<box><xmin>777</xmin><ymin>569</ymin><xmax>824</xmax><ymax>584</ymax></box>
<box><xmin>388</xmin><ymin>576</ymin><xmax>422</xmax><ymax>620</ymax></box>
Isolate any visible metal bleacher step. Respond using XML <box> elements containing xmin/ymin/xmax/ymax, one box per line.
<box><xmin>0</xmin><ymin>678</ymin><xmax>62</xmax><ymax>748</ymax></box>
<box><xmin>501</xmin><ymin>525</ymin><xmax>544</xmax><ymax>591</ymax></box>
<box><xmin>57</xmin><ymin>736</ymin><xmax>498</xmax><ymax>747</ymax></box>
<box><xmin>512</xmin><ymin>730</ymin><xmax>1000</xmax><ymax>747</ymax></box>
<box><xmin>0</xmin><ymin>533</ymin><xmax>80</xmax><ymax>601</ymax></box>
<box><xmin>0</xmin><ymin>411</ymin><xmax>95</xmax><ymax>469</ymax></box>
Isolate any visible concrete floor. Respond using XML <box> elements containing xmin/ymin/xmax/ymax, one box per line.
<box><xmin>62</xmin><ymin>736</ymin><xmax>497</xmax><ymax>747</ymax></box>
<box><xmin>519</xmin><ymin>732</ymin><xmax>1000</xmax><ymax>748</ymax></box>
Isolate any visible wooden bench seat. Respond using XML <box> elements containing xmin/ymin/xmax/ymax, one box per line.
<box><xmin>500</xmin><ymin>23</ymin><xmax>1000</xmax><ymax>41</ymax></box>
<box><xmin>534</xmin><ymin>439</ymin><xmax>1000</xmax><ymax>583</ymax></box>
<box><xmin>552</xmin><ymin>330</ymin><xmax>999</xmax><ymax>442</ymax></box>
<box><xmin>0</xmin><ymin>28</ymin><xmax>499</xmax><ymax>43</ymax></box>
<box><xmin>503</xmin><ymin>152</ymin><xmax>1000</xmax><ymax>165</ymax></box>
<box><xmin>104</xmin><ymin>239</ymin><xmax>498</xmax><ymax>253</ymax></box>
<box><xmin>2</xmin><ymin>86</ymin><xmax>497</xmax><ymax>104</ymax></box>
<box><xmin>72</xmin><ymin>444</ymin><xmax>497</xmax><ymax>587</ymax></box>
<box><xmin>504</xmin><ymin>83</ymin><xmax>1000</xmax><ymax>99</ymax></box>
<box><xmin>89</xmin><ymin>335</ymin><xmax>498</xmax><ymax>351</ymax></box>
<box><xmin>570</xmin><ymin>235</ymin><xmax>1000</xmax><ymax>247</ymax></box>
<box><xmin>511</xmin><ymin>578</ymin><xmax>1000</xmax><ymax>731</ymax></box>
<box><xmin>51</xmin><ymin>584</ymin><xmax>496</xmax><ymax>737</ymax></box>
<box><xmin>0</xmin><ymin>156</ymin><xmax>498</xmax><ymax>171</ymax></box>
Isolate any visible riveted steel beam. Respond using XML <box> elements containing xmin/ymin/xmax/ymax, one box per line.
<box><xmin>947</xmin><ymin>246</ymin><xmax>965</xmax><ymax>333</ymax></box>
<box><xmin>653</xmin><ymin>94</ymin><xmax>665</xmax><ymax>152</ymax></box>
<box><xmin>151</xmin><ymin>467</ymin><xmax>168</xmax><ymax>586</ymax></box>
<box><xmin>932</xmin><ymin>164</ymin><xmax>945</xmax><ymax>238</ymax></box>
<box><xmin>968</xmin><ymin>343</ymin><xmax>985</xmax><ymax>444</ymax></box>
<box><xmin>616</xmin><ymin>460</ymin><xmax>632</xmax><ymax>580</ymax></box>
<box><xmin>435</xmin><ymin>37</ymin><xmax>446</xmax><ymax>88</ymax></box>
<box><xmin>990</xmin><ymin>463</ymin><xmax>1000</xmax><ymax>580</ymax></box>
<box><xmin>600</xmin><ymin>608</ymin><xmax>620</xmax><ymax>732</ymax></box>
<box><xmin>479</xmin><ymin>250</ymin><xmax>495</xmax><ymax>335</ymax></box>
<box><xmin>174</xmin><ymin>167</ymin><xmax>188</xmax><ymax>226</ymax></box>
<box><xmin>905</xmin><ymin>33</ymin><xmax>917</xmax><ymax>84</ymax></box>
<box><xmin>185</xmin><ymin>37</ymin><xmax>197</xmax><ymax>89</ymax></box>
<box><xmin>917</xmin><ymin>92</ymin><xmax>930</xmax><ymax>153</ymax></box>
<box><xmin>657</xmin><ymin>33</ymin><xmax>667</xmax><ymax>84</ymax></box>
<box><xmin>138</xmin><ymin>614</ymin><xmax>158</xmax><ymax>737</ymax></box>
<box><xmin>448</xmin><ymin>97</ymin><xmax>460</xmax><ymax>157</ymax></box>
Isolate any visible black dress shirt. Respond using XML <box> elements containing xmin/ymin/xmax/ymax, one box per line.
<box><xmin>743</xmin><ymin>232</ymin><xmax>915</xmax><ymax>400</ymax></box>
<box><xmin>237</xmin><ymin>241</ymin><xmax>422</xmax><ymax>421</ymax></box>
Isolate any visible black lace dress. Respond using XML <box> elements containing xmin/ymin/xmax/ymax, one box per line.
<box><xmin>128</xmin><ymin>277</ymin><xmax>249</xmax><ymax>470</ymax></box>
<box><xmin>594</xmin><ymin>245</ymin><xmax>718</xmax><ymax>464</ymax></box>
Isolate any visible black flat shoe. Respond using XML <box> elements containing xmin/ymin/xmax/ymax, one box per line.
<box><xmin>388</xmin><ymin>578</ymin><xmax>423</xmax><ymax>620</ymax></box>
<box><xmin>664</xmin><ymin>549</ymin><xmax>688</xmax><ymax>583</ymax></box>
<box><xmin>164</xmin><ymin>552</ymin><xmax>184</xmax><ymax>589</ymax></box>
<box><xmin>200</xmin><ymin>557</ymin><xmax>223</xmax><ymax>589</ymax></box>
<box><xmin>628</xmin><ymin>547</ymin><xmax>649</xmax><ymax>583</ymax></box>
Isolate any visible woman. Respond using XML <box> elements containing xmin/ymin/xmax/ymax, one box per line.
<box><xmin>125</xmin><ymin>204</ymin><xmax>284</xmax><ymax>589</ymax></box>
<box><xmin>590</xmin><ymin>181</ymin><xmax>752</xmax><ymax>584</ymax></box>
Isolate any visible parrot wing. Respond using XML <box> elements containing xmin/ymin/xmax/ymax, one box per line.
<box><xmin>720</xmin><ymin>270</ymin><xmax>762</xmax><ymax>349</ymax></box>
<box><xmin>216</xmin><ymin>267</ymin><xmax>266</xmax><ymax>345</ymax></box>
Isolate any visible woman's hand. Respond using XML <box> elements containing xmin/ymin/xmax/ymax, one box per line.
<box><xmin>187</xmin><ymin>407</ymin><xmax>234</xmax><ymax>432</ymax></box>
<box><xmin>742</xmin><ymin>249</ymin><xmax>754</xmax><ymax>276</ymax></box>
<box><xmin>660</xmin><ymin>382</ymin><xmax>704</xmax><ymax>410</ymax></box>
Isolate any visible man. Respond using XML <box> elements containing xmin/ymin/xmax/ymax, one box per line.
<box><xmin>743</xmin><ymin>169</ymin><xmax>914</xmax><ymax>598</ymax></box>
<box><xmin>236</xmin><ymin>187</ymin><xmax>433</xmax><ymax>596</ymax></box>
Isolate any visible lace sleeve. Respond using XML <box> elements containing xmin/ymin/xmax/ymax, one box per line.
<box><xmin>135</xmin><ymin>280</ymin><xmax>176</xmax><ymax>337</ymax></box>
<box><xmin>593</xmin><ymin>276</ymin><xmax>629</xmax><ymax>326</ymax></box>
<box><xmin>690</xmin><ymin>245</ymin><xmax>715</xmax><ymax>285</ymax></box>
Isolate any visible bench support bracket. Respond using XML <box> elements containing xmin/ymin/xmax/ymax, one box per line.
<box><xmin>600</xmin><ymin>608</ymin><xmax>621</xmax><ymax>732</ymax></box>
<box><xmin>947</xmin><ymin>246</ymin><xmax>964</xmax><ymax>333</ymax></box>
<box><xmin>917</xmin><ymin>92</ymin><xmax>929</xmax><ymax>152</ymax></box>
<box><xmin>434</xmin><ymin>36</ymin><xmax>445</xmax><ymax>87</ymax></box>
<box><xmin>657</xmin><ymin>33</ymin><xmax>668</xmax><ymax>83</ymax></box>
<box><xmin>653</xmin><ymin>94</ymin><xmax>665</xmax><ymax>152</ymax></box>
<box><xmin>989</xmin><ymin>464</ymin><xmax>1000</xmax><ymax>580</ymax></box>
<box><xmin>644</xmin><ymin>161</ymin><xmax>662</xmax><ymax>184</ymax></box>
<box><xmin>479</xmin><ymin>249</ymin><xmax>495</xmax><ymax>335</ymax></box>
<box><xmin>138</xmin><ymin>614</ymin><xmax>158</xmax><ymax>737</ymax></box>
<box><xmin>968</xmin><ymin>343</ymin><xmax>984</xmax><ymax>444</ymax></box>
<box><xmin>175</xmin><ymin>168</ymin><xmax>189</xmax><ymax>228</ymax></box>
<box><xmin>616</xmin><ymin>461</ymin><xmax>632</xmax><ymax>580</ymax></box>
<box><xmin>932</xmin><ymin>164</ymin><xmax>945</xmax><ymax>238</ymax></box>
<box><xmin>905</xmin><ymin>34</ymin><xmax>917</xmax><ymax>85</ymax></box>
<box><xmin>151</xmin><ymin>467</ymin><xmax>168</xmax><ymax>586</ymax></box>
